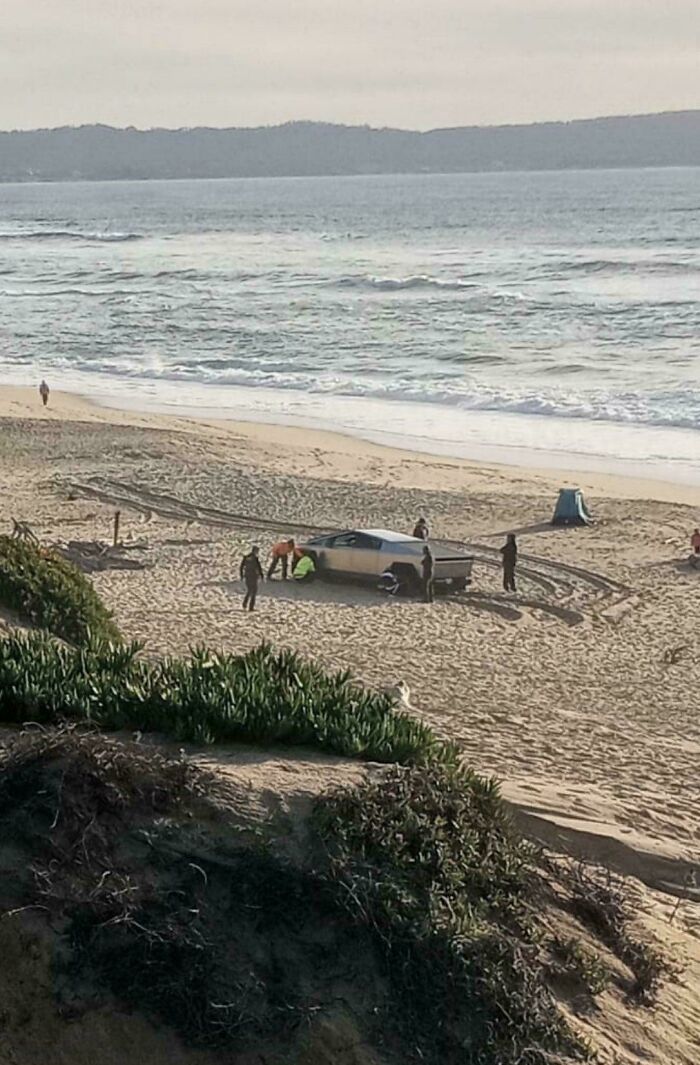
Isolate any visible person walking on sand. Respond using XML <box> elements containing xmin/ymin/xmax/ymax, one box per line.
<box><xmin>421</xmin><ymin>545</ymin><xmax>434</xmax><ymax>603</ymax></box>
<box><xmin>267</xmin><ymin>538</ymin><xmax>295</xmax><ymax>580</ymax></box>
<box><xmin>501</xmin><ymin>534</ymin><xmax>518</xmax><ymax>592</ymax></box>
<box><xmin>413</xmin><ymin>517</ymin><xmax>429</xmax><ymax>541</ymax></box>
<box><xmin>240</xmin><ymin>545</ymin><xmax>264</xmax><ymax>612</ymax></box>
<box><xmin>39</xmin><ymin>380</ymin><xmax>50</xmax><ymax>407</ymax></box>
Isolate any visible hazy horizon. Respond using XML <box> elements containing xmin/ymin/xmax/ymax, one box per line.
<box><xmin>2</xmin><ymin>107</ymin><xmax>700</xmax><ymax>137</ymax></box>
<box><xmin>1</xmin><ymin>1</ymin><xmax>698</xmax><ymax>131</ymax></box>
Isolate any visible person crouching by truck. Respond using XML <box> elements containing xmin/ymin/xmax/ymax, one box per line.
<box><xmin>421</xmin><ymin>546</ymin><xmax>434</xmax><ymax>603</ymax></box>
<box><xmin>500</xmin><ymin>534</ymin><xmax>517</xmax><ymax>592</ymax></box>
<box><xmin>240</xmin><ymin>545</ymin><xmax>264</xmax><ymax>612</ymax></box>
<box><xmin>293</xmin><ymin>552</ymin><xmax>316</xmax><ymax>583</ymax></box>
<box><xmin>267</xmin><ymin>538</ymin><xmax>295</xmax><ymax>580</ymax></box>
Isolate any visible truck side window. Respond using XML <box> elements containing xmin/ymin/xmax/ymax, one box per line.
<box><xmin>333</xmin><ymin>533</ymin><xmax>358</xmax><ymax>548</ymax></box>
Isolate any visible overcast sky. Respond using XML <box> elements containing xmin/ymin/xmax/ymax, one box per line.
<box><xmin>1</xmin><ymin>0</ymin><xmax>698</xmax><ymax>131</ymax></box>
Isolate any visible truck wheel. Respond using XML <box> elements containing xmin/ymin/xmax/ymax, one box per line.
<box><xmin>390</xmin><ymin>564</ymin><xmax>421</xmax><ymax>597</ymax></box>
<box><xmin>452</xmin><ymin>578</ymin><xmax>467</xmax><ymax>593</ymax></box>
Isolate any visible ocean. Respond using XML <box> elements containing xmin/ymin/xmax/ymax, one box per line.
<box><xmin>1</xmin><ymin>168</ymin><xmax>699</xmax><ymax>482</ymax></box>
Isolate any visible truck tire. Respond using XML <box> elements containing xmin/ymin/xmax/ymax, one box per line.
<box><xmin>390</xmin><ymin>563</ymin><xmax>421</xmax><ymax>596</ymax></box>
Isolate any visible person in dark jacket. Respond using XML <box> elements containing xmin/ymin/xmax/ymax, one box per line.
<box><xmin>240</xmin><ymin>545</ymin><xmax>264</xmax><ymax>611</ymax></box>
<box><xmin>500</xmin><ymin>534</ymin><xmax>517</xmax><ymax>592</ymax></box>
<box><xmin>421</xmin><ymin>546</ymin><xmax>434</xmax><ymax>603</ymax></box>
<box><xmin>413</xmin><ymin>517</ymin><xmax>429</xmax><ymax>540</ymax></box>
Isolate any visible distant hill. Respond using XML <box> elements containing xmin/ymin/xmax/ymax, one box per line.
<box><xmin>0</xmin><ymin>112</ymin><xmax>699</xmax><ymax>182</ymax></box>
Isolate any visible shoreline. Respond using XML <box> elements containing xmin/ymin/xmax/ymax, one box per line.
<box><xmin>2</xmin><ymin>380</ymin><xmax>700</xmax><ymax>507</ymax></box>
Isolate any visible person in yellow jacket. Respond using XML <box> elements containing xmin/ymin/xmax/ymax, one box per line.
<box><xmin>292</xmin><ymin>552</ymin><xmax>316</xmax><ymax>583</ymax></box>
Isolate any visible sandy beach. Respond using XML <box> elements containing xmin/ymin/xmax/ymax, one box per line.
<box><xmin>1</xmin><ymin>382</ymin><xmax>699</xmax><ymax>1059</ymax></box>
<box><xmin>1</xmin><ymin>384</ymin><xmax>699</xmax><ymax>865</ymax></box>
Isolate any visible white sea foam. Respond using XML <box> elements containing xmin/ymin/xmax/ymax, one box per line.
<box><xmin>0</xmin><ymin>229</ymin><xmax>143</xmax><ymax>243</ymax></box>
<box><xmin>335</xmin><ymin>274</ymin><xmax>479</xmax><ymax>291</ymax></box>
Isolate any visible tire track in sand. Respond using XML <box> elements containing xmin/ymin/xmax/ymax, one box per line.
<box><xmin>63</xmin><ymin>477</ymin><xmax>630</xmax><ymax>627</ymax></box>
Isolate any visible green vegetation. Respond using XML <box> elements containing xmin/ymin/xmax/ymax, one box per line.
<box><xmin>0</xmin><ymin>730</ymin><xmax>405</xmax><ymax>1059</ymax></box>
<box><xmin>550</xmin><ymin>935</ymin><xmax>611</xmax><ymax>997</ymax></box>
<box><xmin>0</xmin><ymin>535</ymin><xmax>120</xmax><ymax>645</ymax></box>
<box><xmin>0</xmin><ymin>727</ymin><xmax>672</xmax><ymax>1063</ymax></box>
<box><xmin>0</xmin><ymin>729</ymin><xmax>272</xmax><ymax>1048</ymax></box>
<box><xmin>0</xmin><ymin>569</ymin><xmax>672</xmax><ymax>1061</ymax></box>
<box><xmin>0</xmin><ymin>632</ymin><xmax>454</xmax><ymax>766</ymax></box>
<box><xmin>0</xmin><ymin>730</ymin><xmax>589</xmax><ymax>1065</ymax></box>
<box><xmin>314</xmin><ymin>765</ymin><xmax>590</xmax><ymax>1065</ymax></box>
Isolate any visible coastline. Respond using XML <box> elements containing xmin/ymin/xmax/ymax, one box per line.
<box><xmin>2</xmin><ymin>380</ymin><xmax>700</xmax><ymax>507</ymax></box>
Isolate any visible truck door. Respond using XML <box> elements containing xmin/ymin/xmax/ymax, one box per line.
<box><xmin>333</xmin><ymin>532</ymin><xmax>382</xmax><ymax>578</ymax></box>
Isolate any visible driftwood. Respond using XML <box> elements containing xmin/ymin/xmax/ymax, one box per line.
<box><xmin>662</xmin><ymin>644</ymin><xmax>688</xmax><ymax>665</ymax></box>
<box><xmin>55</xmin><ymin>540</ymin><xmax>149</xmax><ymax>574</ymax></box>
<box><xmin>11</xmin><ymin>519</ymin><xmax>39</xmax><ymax>545</ymax></box>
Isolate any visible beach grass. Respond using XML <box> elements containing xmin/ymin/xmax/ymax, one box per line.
<box><xmin>0</xmin><ymin>632</ymin><xmax>455</xmax><ymax>766</ymax></box>
<box><xmin>0</xmin><ymin>535</ymin><xmax>121</xmax><ymax>646</ymax></box>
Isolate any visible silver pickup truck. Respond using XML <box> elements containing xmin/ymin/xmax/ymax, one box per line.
<box><xmin>297</xmin><ymin>528</ymin><xmax>473</xmax><ymax>593</ymax></box>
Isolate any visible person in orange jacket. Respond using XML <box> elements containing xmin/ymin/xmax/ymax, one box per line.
<box><xmin>267</xmin><ymin>538</ymin><xmax>296</xmax><ymax>580</ymax></box>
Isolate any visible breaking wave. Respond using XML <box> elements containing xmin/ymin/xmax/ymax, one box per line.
<box><xmin>0</xmin><ymin>230</ymin><xmax>143</xmax><ymax>243</ymax></box>
<box><xmin>335</xmin><ymin>274</ymin><xmax>479</xmax><ymax>292</ymax></box>
<box><xmin>58</xmin><ymin>356</ymin><xmax>700</xmax><ymax>432</ymax></box>
<box><xmin>543</xmin><ymin>258</ymin><xmax>700</xmax><ymax>278</ymax></box>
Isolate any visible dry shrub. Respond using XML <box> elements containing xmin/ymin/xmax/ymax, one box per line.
<box><xmin>566</xmin><ymin>863</ymin><xmax>677</xmax><ymax>1004</ymax></box>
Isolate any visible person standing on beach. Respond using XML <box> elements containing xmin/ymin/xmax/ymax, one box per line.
<box><xmin>267</xmin><ymin>538</ymin><xmax>295</xmax><ymax>580</ymax></box>
<box><xmin>39</xmin><ymin>380</ymin><xmax>50</xmax><ymax>407</ymax></box>
<box><xmin>240</xmin><ymin>545</ymin><xmax>264</xmax><ymax>612</ymax></box>
<box><xmin>413</xmin><ymin>517</ymin><xmax>429</xmax><ymax>540</ymax></box>
<box><xmin>689</xmin><ymin>528</ymin><xmax>700</xmax><ymax>568</ymax></box>
<box><xmin>421</xmin><ymin>545</ymin><xmax>434</xmax><ymax>603</ymax></box>
<box><xmin>500</xmin><ymin>534</ymin><xmax>518</xmax><ymax>592</ymax></box>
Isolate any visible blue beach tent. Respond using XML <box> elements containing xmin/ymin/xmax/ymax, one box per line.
<box><xmin>552</xmin><ymin>488</ymin><xmax>593</xmax><ymax>526</ymax></box>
